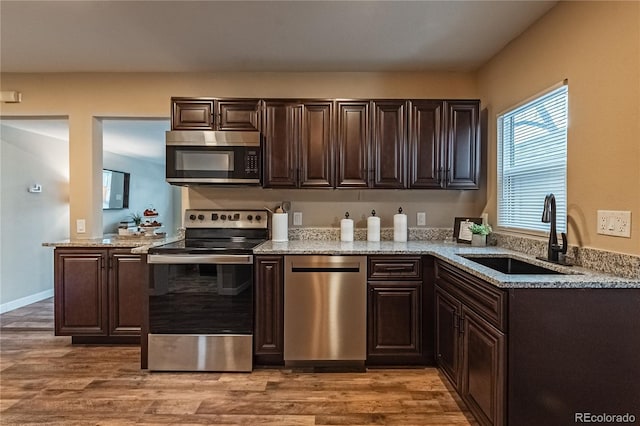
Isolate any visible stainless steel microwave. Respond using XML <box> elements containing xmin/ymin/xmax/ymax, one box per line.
<box><xmin>165</xmin><ymin>131</ymin><xmax>262</xmax><ymax>185</ymax></box>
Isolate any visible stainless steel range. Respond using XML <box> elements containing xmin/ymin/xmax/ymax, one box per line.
<box><xmin>146</xmin><ymin>209</ymin><xmax>268</xmax><ymax>372</ymax></box>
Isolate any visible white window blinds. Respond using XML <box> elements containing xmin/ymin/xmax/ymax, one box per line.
<box><xmin>497</xmin><ymin>84</ymin><xmax>568</xmax><ymax>233</ymax></box>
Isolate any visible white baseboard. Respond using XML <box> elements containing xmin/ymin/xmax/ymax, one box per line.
<box><xmin>0</xmin><ymin>289</ymin><xmax>54</xmax><ymax>314</ymax></box>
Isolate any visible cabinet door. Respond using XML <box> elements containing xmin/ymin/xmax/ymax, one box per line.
<box><xmin>445</xmin><ymin>101</ymin><xmax>480</xmax><ymax>189</ymax></box>
<box><xmin>263</xmin><ymin>101</ymin><xmax>301</xmax><ymax>188</ymax></box>
<box><xmin>408</xmin><ymin>100</ymin><xmax>444</xmax><ymax>188</ymax></box>
<box><xmin>336</xmin><ymin>101</ymin><xmax>370</xmax><ymax>188</ymax></box>
<box><xmin>54</xmin><ymin>249</ymin><xmax>108</xmax><ymax>336</ymax></box>
<box><xmin>254</xmin><ymin>256</ymin><xmax>284</xmax><ymax>365</ymax></box>
<box><xmin>367</xmin><ymin>282</ymin><xmax>423</xmax><ymax>364</ymax></box>
<box><xmin>171</xmin><ymin>99</ymin><xmax>214</xmax><ymax>130</ymax></box>
<box><xmin>109</xmin><ymin>250</ymin><xmax>144</xmax><ymax>336</ymax></box>
<box><xmin>300</xmin><ymin>101</ymin><xmax>334</xmax><ymax>188</ymax></box>
<box><xmin>435</xmin><ymin>286</ymin><xmax>462</xmax><ymax>389</ymax></box>
<box><xmin>215</xmin><ymin>99</ymin><xmax>261</xmax><ymax>131</ymax></box>
<box><xmin>461</xmin><ymin>305</ymin><xmax>505</xmax><ymax>426</ymax></box>
<box><xmin>371</xmin><ymin>101</ymin><xmax>407</xmax><ymax>188</ymax></box>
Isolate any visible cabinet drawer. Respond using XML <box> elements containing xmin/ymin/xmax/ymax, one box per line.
<box><xmin>368</xmin><ymin>256</ymin><xmax>422</xmax><ymax>280</ymax></box>
<box><xmin>435</xmin><ymin>260</ymin><xmax>506</xmax><ymax>331</ymax></box>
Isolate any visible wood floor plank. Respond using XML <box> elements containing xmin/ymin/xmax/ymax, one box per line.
<box><xmin>0</xmin><ymin>298</ymin><xmax>477</xmax><ymax>425</ymax></box>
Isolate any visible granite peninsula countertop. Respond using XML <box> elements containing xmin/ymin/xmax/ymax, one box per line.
<box><xmin>43</xmin><ymin>235</ymin><xmax>183</xmax><ymax>252</ymax></box>
<box><xmin>254</xmin><ymin>240</ymin><xmax>640</xmax><ymax>289</ymax></box>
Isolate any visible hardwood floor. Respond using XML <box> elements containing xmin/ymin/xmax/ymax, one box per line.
<box><xmin>1</xmin><ymin>299</ymin><xmax>477</xmax><ymax>425</ymax></box>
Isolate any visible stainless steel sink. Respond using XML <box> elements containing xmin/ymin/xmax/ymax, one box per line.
<box><xmin>460</xmin><ymin>255</ymin><xmax>566</xmax><ymax>275</ymax></box>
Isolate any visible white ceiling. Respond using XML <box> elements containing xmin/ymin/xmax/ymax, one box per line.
<box><xmin>0</xmin><ymin>119</ymin><xmax>169</xmax><ymax>164</ymax></box>
<box><xmin>0</xmin><ymin>0</ymin><xmax>557</xmax><ymax>73</ymax></box>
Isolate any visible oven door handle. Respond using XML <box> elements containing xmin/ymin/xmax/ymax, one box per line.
<box><xmin>148</xmin><ymin>254</ymin><xmax>253</xmax><ymax>265</ymax></box>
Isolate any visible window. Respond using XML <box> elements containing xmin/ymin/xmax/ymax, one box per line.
<box><xmin>497</xmin><ymin>84</ymin><xmax>568</xmax><ymax>233</ymax></box>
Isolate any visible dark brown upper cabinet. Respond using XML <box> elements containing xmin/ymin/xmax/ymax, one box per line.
<box><xmin>445</xmin><ymin>100</ymin><xmax>480</xmax><ymax>189</ymax></box>
<box><xmin>172</xmin><ymin>99</ymin><xmax>214</xmax><ymax>130</ymax></box>
<box><xmin>336</xmin><ymin>101</ymin><xmax>370</xmax><ymax>188</ymax></box>
<box><xmin>336</xmin><ymin>100</ymin><xmax>407</xmax><ymax>189</ymax></box>
<box><xmin>408</xmin><ymin>100</ymin><xmax>443</xmax><ymax>188</ymax></box>
<box><xmin>263</xmin><ymin>100</ymin><xmax>333</xmax><ymax>188</ymax></box>
<box><xmin>300</xmin><ymin>101</ymin><xmax>333</xmax><ymax>188</ymax></box>
<box><xmin>215</xmin><ymin>99</ymin><xmax>261</xmax><ymax>131</ymax></box>
<box><xmin>335</xmin><ymin>101</ymin><xmax>370</xmax><ymax>188</ymax></box>
<box><xmin>408</xmin><ymin>100</ymin><xmax>480</xmax><ymax>189</ymax></box>
<box><xmin>171</xmin><ymin>98</ymin><xmax>260</xmax><ymax>131</ymax></box>
<box><xmin>371</xmin><ymin>100</ymin><xmax>407</xmax><ymax>188</ymax></box>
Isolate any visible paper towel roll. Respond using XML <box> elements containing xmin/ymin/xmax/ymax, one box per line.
<box><xmin>394</xmin><ymin>212</ymin><xmax>408</xmax><ymax>242</ymax></box>
<box><xmin>341</xmin><ymin>218</ymin><xmax>354</xmax><ymax>242</ymax></box>
<box><xmin>367</xmin><ymin>211</ymin><xmax>380</xmax><ymax>242</ymax></box>
<box><xmin>272</xmin><ymin>213</ymin><xmax>288</xmax><ymax>242</ymax></box>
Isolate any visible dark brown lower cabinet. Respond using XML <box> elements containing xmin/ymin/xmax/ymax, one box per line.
<box><xmin>254</xmin><ymin>255</ymin><xmax>284</xmax><ymax>365</ymax></box>
<box><xmin>367</xmin><ymin>281</ymin><xmax>424</xmax><ymax>364</ymax></box>
<box><xmin>461</xmin><ymin>305</ymin><xmax>505</xmax><ymax>426</ymax></box>
<box><xmin>54</xmin><ymin>247</ymin><xmax>143</xmax><ymax>343</ymax></box>
<box><xmin>109</xmin><ymin>249</ymin><xmax>145</xmax><ymax>335</ymax></box>
<box><xmin>435</xmin><ymin>287</ymin><xmax>461</xmax><ymax>387</ymax></box>
<box><xmin>507</xmin><ymin>288</ymin><xmax>640</xmax><ymax>426</ymax></box>
<box><xmin>435</xmin><ymin>260</ymin><xmax>506</xmax><ymax>426</ymax></box>
<box><xmin>366</xmin><ymin>256</ymin><xmax>432</xmax><ymax>366</ymax></box>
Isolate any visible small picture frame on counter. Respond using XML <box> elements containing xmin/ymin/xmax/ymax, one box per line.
<box><xmin>453</xmin><ymin>217</ymin><xmax>483</xmax><ymax>244</ymax></box>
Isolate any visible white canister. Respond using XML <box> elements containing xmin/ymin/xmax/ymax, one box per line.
<box><xmin>340</xmin><ymin>212</ymin><xmax>354</xmax><ymax>242</ymax></box>
<box><xmin>393</xmin><ymin>207</ymin><xmax>408</xmax><ymax>242</ymax></box>
<box><xmin>367</xmin><ymin>210</ymin><xmax>380</xmax><ymax>242</ymax></box>
<box><xmin>271</xmin><ymin>213</ymin><xmax>288</xmax><ymax>242</ymax></box>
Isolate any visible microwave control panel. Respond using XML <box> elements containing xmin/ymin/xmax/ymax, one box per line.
<box><xmin>245</xmin><ymin>150</ymin><xmax>260</xmax><ymax>175</ymax></box>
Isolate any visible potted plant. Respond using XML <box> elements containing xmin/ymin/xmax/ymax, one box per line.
<box><xmin>468</xmin><ymin>223</ymin><xmax>492</xmax><ymax>246</ymax></box>
<box><xmin>130</xmin><ymin>212</ymin><xmax>142</xmax><ymax>227</ymax></box>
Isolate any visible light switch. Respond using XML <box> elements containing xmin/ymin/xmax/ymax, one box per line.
<box><xmin>76</xmin><ymin>219</ymin><xmax>86</xmax><ymax>233</ymax></box>
<box><xmin>417</xmin><ymin>212</ymin><xmax>426</xmax><ymax>226</ymax></box>
<box><xmin>293</xmin><ymin>212</ymin><xmax>302</xmax><ymax>226</ymax></box>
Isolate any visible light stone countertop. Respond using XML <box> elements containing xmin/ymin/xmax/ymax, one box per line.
<box><xmin>43</xmin><ymin>235</ymin><xmax>183</xmax><ymax>253</ymax></box>
<box><xmin>43</xmin><ymin>236</ymin><xmax>640</xmax><ymax>288</ymax></box>
<box><xmin>254</xmin><ymin>240</ymin><xmax>640</xmax><ymax>289</ymax></box>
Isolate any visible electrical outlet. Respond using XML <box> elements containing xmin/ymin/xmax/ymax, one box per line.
<box><xmin>76</xmin><ymin>219</ymin><xmax>86</xmax><ymax>234</ymax></box>
<box><xmin>597</xmin><ymin>210</ymin><xmax>631</xmax><ymax>238</ymax></box>
<box><xmin>417</xmin><ymin>212</ymin><xmax>426</xmax><ymax>226</ymax></box>
<box><xmin>293</xmin><ymin>212</ymin><xmax>302</xmax><ymax>226</ymax></box>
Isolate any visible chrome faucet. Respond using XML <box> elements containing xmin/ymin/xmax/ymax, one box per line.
<box><xmin>541</xmin><ymin>193</ymin><xmax>567</xmax><ymax>263</ymax></box>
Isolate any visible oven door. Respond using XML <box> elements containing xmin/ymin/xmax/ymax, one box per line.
<box><xmin>147</xmin><ymin>254</ymin><xmax>253</xmax><ymax>371</ymax></box>
<box><xmin>165</xmin><ymin>131</ymin><xmax>261</xmax><ymax>185</ymax></box>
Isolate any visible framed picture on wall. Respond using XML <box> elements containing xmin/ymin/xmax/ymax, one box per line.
<box><xmin>453</xmin><ymin>217</ymin><xmax>483</xmax><ymax>244</ymax></box>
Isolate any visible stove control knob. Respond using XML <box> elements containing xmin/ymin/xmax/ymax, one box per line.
<box><xmin>221</xmin><ymin>214</ymin><xmax>227</xmax><ymax>221</ymax></box>
<box><xmin>247</xmin><ymin>215</ymin><xmax>253</xmax><ymax>221</ymax></box>
<box><xmin>211</xmin><ymin>214</ymin><xmax>219</xmax><ymax>221</ymax></box>
<box><xmin>255</xmin><ymin>215</ymin><xmax>262</xmax><ymax>221</ymax></box>
<box><xmin>189</xmin><ymin>214</ymin><xmax>196</xmax><ymax>221</ymax></box>
<box><xmin>233</xmin><ymin>213</ymin><xmax>240</xmax><ymax>221</ymax></box>
<box><xmin>197</xmin><ymin>214</ymin><xmax>205</xmax><ymax>221</ymax></box>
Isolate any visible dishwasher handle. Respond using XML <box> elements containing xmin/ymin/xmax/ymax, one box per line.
<box><xmin>291</xmin><ymin>265</ymin><xmax>361</xmax><ymax>273</ymax></box>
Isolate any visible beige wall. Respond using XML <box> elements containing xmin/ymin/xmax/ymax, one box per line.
<box><xmin>0</xmin><ymin>72</ymin><xmax>482</xmax><ymax>238</ymax></box>
<box><xmin>478</xmin><ymin>1</ymin><xmax>640</xmax><ymax>256</ymax></box>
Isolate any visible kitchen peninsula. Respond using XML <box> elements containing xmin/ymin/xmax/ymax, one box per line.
<box><xmin>42</xmin><ymin>234</ymin><xmax>180</xmax><ymax>343</ymax></box>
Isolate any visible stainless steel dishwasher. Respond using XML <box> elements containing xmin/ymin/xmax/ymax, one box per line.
<box><xmin>284</xmin><ymin>255</ymin><xmax>367</xmax><ymax>368</ymax></box>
